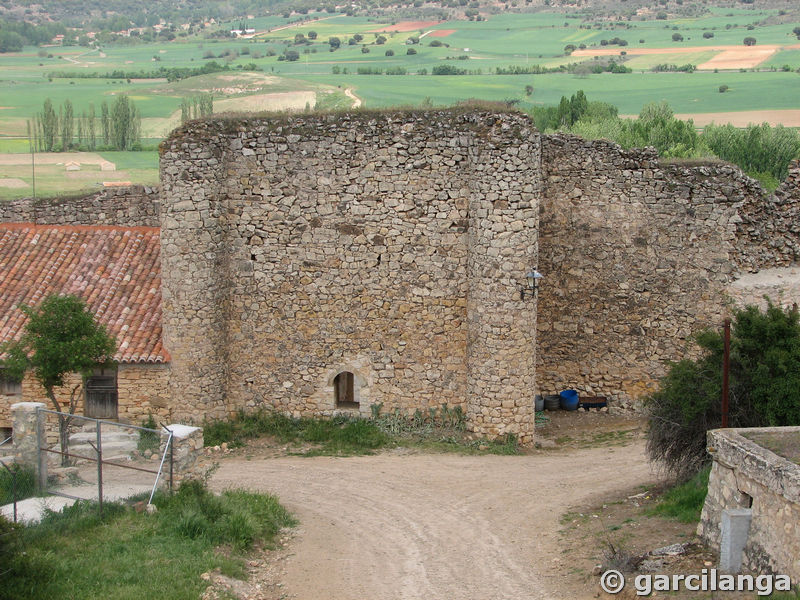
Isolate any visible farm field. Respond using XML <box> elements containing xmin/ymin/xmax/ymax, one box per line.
<box><xmin>1</xmin><ymin>6</ymin><xmax>799</xmax><ymax>198</ymax></box>
<box><xmin>0</xmin><ymin>150</ymin><xmax>159</xmax><ymax>199</ymax></box>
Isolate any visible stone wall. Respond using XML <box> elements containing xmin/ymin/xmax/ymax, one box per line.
<box><xmin>537</xmin><ymin>135</ymin><xmax>800</xmax><ymax>408</ymax></box>
<box><xmin>0</xmin><ymin>364</ymin><xmax>171</xmax><ymax>428</ymax></box>
<box><xmin>160</xmin><ymin>110</ymin><xmax>540</xmax><ymax>442</ymax></box>
<box><xmin>699</xmin><ymin>427</ymin><xmax>800</xmax><ymax>581</ymax></box>
<box><xmin>0</xmin><ymin>185</ymin><xmax>160</xmax><ymax>227</ymax></box>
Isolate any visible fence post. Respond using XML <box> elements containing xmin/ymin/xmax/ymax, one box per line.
<box><xmin>96</xmin><ymin>421</ymin><xmax>103</xmax><ymax>517</ymax></box>
<box><xmin>11</xmin><ymin>402</ymin><xmax>47</xmax><ymax>492</ymax></box>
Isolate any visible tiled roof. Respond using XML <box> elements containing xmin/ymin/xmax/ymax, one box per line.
<box><xmin>0</xmin><ymin>224</ymin><xmax>169</xmax><ymax>364</ymax></box>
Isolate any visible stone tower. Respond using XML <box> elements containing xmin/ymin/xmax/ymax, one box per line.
<box><xmin>159</xmin><ymin>109</ymin><xmax>541</xmax><ymax>441</ymax></box>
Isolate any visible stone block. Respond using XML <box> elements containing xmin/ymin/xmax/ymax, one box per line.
<box><xmin>720</xmin><ymin>508</ymin><xmax>752</xmax><ymax>573</ymax></box>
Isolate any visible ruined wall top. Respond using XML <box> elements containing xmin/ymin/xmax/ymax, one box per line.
<box><xmin>0</xmin><ymin>185</ymin><xmax>161</xmax><ymax>227</ymax></box>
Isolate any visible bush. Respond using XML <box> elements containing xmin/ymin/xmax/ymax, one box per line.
<box><xmin>646</xmin><ymin>302</ymin><xmax>800</xmax><ymax>479</ymax></box>
<box><xmin>385</xmin><ymin>49</ymin><xmax>394</xmax><ymax>56</ymax></box>
<box><xmin>407</xmin><ymin>48</ymin><xmax>417</xmax><ymax>55</ymax></box>
<box><xmin>703</xmin><ymin>31</ymin><xmax>714</xmax><ymax>39</ymax></box>
<box><xmin>428</xmin><ymin>39</ymin><xmax>443</xmax><ymax>47</ymax></box>
<box><xmin>743</xmin><ymin>36</ymin><xmax>756</xmax><ymax>46</ymax></box>
<box><xmin>718</xmin><ymin>84</ymin><xmax>729</xmax><ymax>93</ymax></box>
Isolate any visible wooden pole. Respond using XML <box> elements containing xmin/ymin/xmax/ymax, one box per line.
<box><xmin>722</xmin><ymin>318</ymin><xmax>731</xmax><ymax>428</ymax></box>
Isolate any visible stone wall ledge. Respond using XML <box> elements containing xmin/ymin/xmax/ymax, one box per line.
<box><xmin>707</xmin><ymin>427</ymin><xmax>800</xmax><ymax>503</ymax></box>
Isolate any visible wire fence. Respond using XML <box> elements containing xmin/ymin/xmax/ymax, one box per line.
<box><xmin>37</xmin><ymin>410</ymin><xmax>174</xmax><ymax>517</ymax></box>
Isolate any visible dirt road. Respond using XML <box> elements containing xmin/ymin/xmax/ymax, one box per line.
<box><xmin>211</xmin><ymin>439</ymin><xmax>658</xmax><ymax>600</ymax></box>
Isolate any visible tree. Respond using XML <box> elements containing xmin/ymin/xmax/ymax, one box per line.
<box><xmin>0</xmin><ymin>30</ymin><xmax>24</xmax><ymax>53</ymax></box>
<box><xmin>61</xmin><ymin>99</ymin><xmax>73</xmax><ymax>151</ymax></box>
<box><xmin>646</xmin><ymin>301</ymin><xmax>800</xmax><ymax>479</ymax></box>
<box><xmin>40</xmin><ymin>98</ymin><xmax>58</xmax><ymax>152</ymax></box>
<box><xmin>328</xmin><ymin>36</ymin><xmax>341</xmax><ymax>49</ymax></box>
<box><xmin>100</xmin><ymin>100</ymin><xmax>110</xmax><ymax>147</ymax></box>
<box><xmin>743</xmin><ymin>37</ymin><xmax>756</xmax><ymax>46</ymax></box>
<box><xmin>672</xmin><ymin>32</ymin><xmax>684</xmax><ymax>42</ymax></box>
<box><xmin>87</xmin><ymin>103</ymin><xmax>96</xmax><ymax>150</ymax></box>
<box><xmin>1</xmin><ymin>295</ymin><xmax>116</xmax><ymax>466</ymax></box>
<box><xmin>110</xmin><ymin>95</ymin><xmax>141</xmax><ymax>150</ymax></box>
<box><xmin>308</xmin><ymin>30</ymin><xmax>318</xmax><ymax>40</ymax></box>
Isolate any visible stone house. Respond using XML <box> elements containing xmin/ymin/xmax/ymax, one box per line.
<box><xmin>0</xmin><ymin>223</ymin><xmax>170</xmax><ymax>432</ymax></box>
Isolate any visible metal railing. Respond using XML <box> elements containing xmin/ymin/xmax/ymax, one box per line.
<box><xmin>37</xmin><ymin>409</ymin><xmax>174</xmax><ymax>516</ymax></box>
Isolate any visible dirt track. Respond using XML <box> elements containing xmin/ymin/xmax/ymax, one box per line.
<box><xmin>211</xmin><ymin>440</ymin><xmax>657</xmax><ymax>600</ymax></box>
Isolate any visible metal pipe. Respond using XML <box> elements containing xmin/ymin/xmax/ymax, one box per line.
<box><xmin>148</xmin><ymin>431</ymin><xmax>173</xmax><ymax>506</ymax></box>
<box><xmin>722</xmin><ymin>318</ymin><xmax>731</xmax><ymax>428</ymax></box>
<box><xmin>97</xmin><ymin>422</ymin><xmax>103</xmax><ymax>516</ymax></box>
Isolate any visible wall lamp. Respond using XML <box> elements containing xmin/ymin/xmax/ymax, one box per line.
<box><xmin>520</xmin><ymin>269</ymin><xmax>543</xmax><ymax>300</ymax></box>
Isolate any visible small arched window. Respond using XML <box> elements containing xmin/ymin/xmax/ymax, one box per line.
<box><xmin>333</xmin><ymin>371</ymin><xmax>357</xmax><ymax>409</ymax></box>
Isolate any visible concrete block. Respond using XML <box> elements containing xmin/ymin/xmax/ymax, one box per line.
<box><xmin>720</xmin><ymin>508</ymin><xmax>752</xmax><ymax>572</ymax></box>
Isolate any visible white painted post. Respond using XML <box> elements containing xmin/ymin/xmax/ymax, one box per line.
<box><xmin>720</xmin><ymin>508</ymin><xmax>752</xmax><ymax>573</ymax></box>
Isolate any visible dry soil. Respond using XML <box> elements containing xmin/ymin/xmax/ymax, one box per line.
<box><xmin>211</xmin><ymin>427</ymin><xmax>659</xmax><ymax>600</ymax></box>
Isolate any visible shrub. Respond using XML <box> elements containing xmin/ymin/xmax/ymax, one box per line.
<box><xmin>703</xmin><ymin>31</ymin><xmax>714</xmax><ymax>39</ymax></box>
<box><xmin>385</xmin><ymin>49</ymin><xmax>394</xmax><ymax>56</ymax></box>
<box><xmin>428</xmin><ymin>39</ymin><xmax>443</xmax><ymax>47</ymax></box>
<box><xmin>718</xmin><ymin>84</ymin><xmax>729</xmax><ymax>93</ymax></box>
<box><xmin>646</xmin><ymin>302</ymin><xmax>800</xmax><ymax>479</ymax></box>
<box><xmin>743</xmin><ymin>37</ymin><xmax>756</xmax><ymax>46</ymax></box>
<box><xmin>672</xmin><ymin>33</ymin><xmax>684</xmax><ymax>42</ymax></box>
<box><xmin>407</xmin><ymin>48</ymin><xmax>417</xmax><ymax>55</ymax></box>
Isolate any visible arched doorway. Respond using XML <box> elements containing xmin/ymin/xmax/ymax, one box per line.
<box><xmin>333</xmin><ymin>371</ymin><xmax>358</xmax><ymax>409</ymax></box>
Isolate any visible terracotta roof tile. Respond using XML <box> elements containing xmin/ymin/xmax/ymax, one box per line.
<box><xmin>0</xmin><ymin>224</ymin><xmax>169</xmax><ymax>364</ymax></box>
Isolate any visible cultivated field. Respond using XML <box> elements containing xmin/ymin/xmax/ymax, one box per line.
<box><xmin>1</xmin><ymin>6</ymin><xmax>799</xmax><ymax>197</ymax></box>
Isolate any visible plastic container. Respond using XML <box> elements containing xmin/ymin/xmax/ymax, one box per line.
<box><xmin>544</xmin><ymin>395</ymin><xmax>561</xmax><ymax>411</ymax></box>
<box><xmin>559</xmin><ymin>389</ymin><xmax>580</xmax><ymax>411</ymax></box>
<box><xmin>534</xmin><ymin>395</ymin><xmax>545</xmax><ymax>412</ymax></box>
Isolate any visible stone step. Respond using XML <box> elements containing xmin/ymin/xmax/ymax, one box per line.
<box><xmin>69</xmin><ymin>431</ymin><xmax>138</xmax><ymax>444</ymax></box>
<box><xmin>66</xmin><ymin>440</ymin><xmax>139</xmax><ymax>458</ymax></box>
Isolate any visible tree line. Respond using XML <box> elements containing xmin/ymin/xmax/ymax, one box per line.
<box><xmin>31</xmin><ymin>96</ymin><xmax>142</xmax><ymax>153</ymax></box>
<box><xmin>535</xmin><ymin>91</ymin><xmax>800</xmax><ymax>189</ymax></box>
<box><xmin>180</xmin><ymin>95</ymin><xmax>214</xmax><ymax>123</ymax></box>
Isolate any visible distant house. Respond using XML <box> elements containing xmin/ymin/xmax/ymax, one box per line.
<box><xmin>65</xmin><ymin>161</ymin><xmax>80</xmax><ymax>171</ymax></box>
<box><xmin>0</xmin><ymin>224</ymin><xmax>170</xmax><ymax>429</ymax></box>
<box><xmin>99</xmin><ymin>161</ymin><xmax>116</xmax><ymax>172</ymax></box>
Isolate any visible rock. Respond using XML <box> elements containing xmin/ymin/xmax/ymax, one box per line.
<box><xmin>535</xmin><ymin>439</ymin><xmax>557</xmax><ymax>449</ymax></box>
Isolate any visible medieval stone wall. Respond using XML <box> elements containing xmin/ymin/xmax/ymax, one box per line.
<box><xmin>159</xmin><ymin>110</ymin><xmax>540</xmax><ymax>442</ymax></box>
<box><xmin>0</xmin><ymin>185</ymin><xmax>161</xmax><ymax>227</ymax></box>
<box><xmin>537</xmin><ymin>135</ymin><xmax>799</xmax><ymax>408</ymax></box>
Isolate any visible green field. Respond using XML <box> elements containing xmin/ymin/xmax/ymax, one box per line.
<box><xmin>1</xmin><ymin>7</ymin><xmax>799</xmax><ymax>198</ymax></box>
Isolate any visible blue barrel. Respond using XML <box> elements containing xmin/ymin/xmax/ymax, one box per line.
<box><xmin>559</xmin><ymin>389</ymin><xmax>579</xmax><ymax>411</ymax></box>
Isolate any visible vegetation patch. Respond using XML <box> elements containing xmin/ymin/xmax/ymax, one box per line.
<box><xmin>646</xmin><ymin>466</ymin><xmax>710</xmax><ymax>523</ymax></box>
<box><xmin>0</xmin><ymin>480</ymin><xmax>295</xmax><ymax>600</ymax></box>
<box><xmin>203</xmin><ymin>406</ymin><xmax>523</xmax><ymax>456</ymax></box>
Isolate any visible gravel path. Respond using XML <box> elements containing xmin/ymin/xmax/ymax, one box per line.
<box><xmin>211</xmin><ymin>440</ymin><xmax>657</xmax><ymax>600</ymax></box>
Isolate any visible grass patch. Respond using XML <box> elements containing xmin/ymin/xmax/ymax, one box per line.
<box><xmin>204</xmin><ymin>407</ymin><xmax>523</xmax><ymax>456</ymax></box>
<box><xmin>204</xmin><ymin>410</ymin><xmax>390</xmax><ymax>456</ymax></box>
<box><xmin>647</xmin><ymin>466</ymin><xmax>710</xmax><ymax>523</ymax></box>
<box><xmin>0</xmin><ymin>463</ymin><xmax>37</xmax><ymax>505</ymax></box>
<box><xmin>0</xmin><ymin>480</ymin><xmax>295</xmax><ymax>600</ymax></box>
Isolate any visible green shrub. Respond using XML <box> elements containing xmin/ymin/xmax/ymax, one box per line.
<box><xmin>647</xmin><ymin>302</ymin><xmax>800</xmax><ymax>479</ymax></box>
